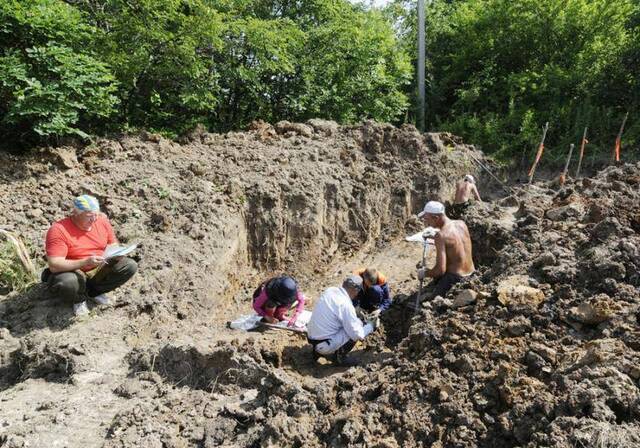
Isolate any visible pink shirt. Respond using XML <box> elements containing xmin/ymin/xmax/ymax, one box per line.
<box><xmin>253</xmin><ymin>287</ymin><xmax>306</xmax><ymax>322</ymax></box>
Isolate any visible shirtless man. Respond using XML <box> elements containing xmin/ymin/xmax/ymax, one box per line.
<box><xmin>450</xmin><ymin>175</ymin><xmax>481</xmax><ymax>219</ymax></box>
<box><xmin>417</xmin><ymin>201</ymin><xmax>474</xmax><ymax>298</ymax></box>
<box><xmin>454</xmin><ymin>175</ymin><xmax>482</xmax><ymax>204</ymax></box>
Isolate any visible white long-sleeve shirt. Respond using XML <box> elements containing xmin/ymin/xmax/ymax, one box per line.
<box><xmin>307</xmin><ymin>286</ymin><xmax>373</xmax><ymax>342</ymax></box>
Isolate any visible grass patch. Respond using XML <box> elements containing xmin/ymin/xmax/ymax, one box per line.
<box><xmin>0</xmin><ymin>229</ymin><xmax>39</xmax><ymax>294</ymax></box>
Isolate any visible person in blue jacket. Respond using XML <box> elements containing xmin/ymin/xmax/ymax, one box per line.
<box><xmin>353</xmin><ymin>267</ymin><xmax>391</xmax><ymax>315</ymax></box>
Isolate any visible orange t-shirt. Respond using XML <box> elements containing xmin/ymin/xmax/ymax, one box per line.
<box><xmin>45</xmin><ymin>215</ymin><xmax>116</xmax><ymax>271</ymax></box>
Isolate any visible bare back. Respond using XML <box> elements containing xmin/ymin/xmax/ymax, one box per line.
<box><xmin>439</xmin><ymin>219</ymin><xmax>475</xmax><ymax>276</ymax></box>
<box><xmin>454</xmin><ymin>181</ymin><xmax>474</xmax><ymax>204</ymax></box>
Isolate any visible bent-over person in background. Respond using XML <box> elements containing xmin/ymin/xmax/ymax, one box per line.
<box><xmin>451</xmin><ymin>174</ymin><xmax>481</xmax><ymax>218</ymax></box>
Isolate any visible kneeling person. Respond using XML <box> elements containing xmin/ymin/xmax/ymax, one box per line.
<box><xmin>354</xmin><ymin>267</ymin><xmax>391</xmax><ymax>315</ymax></box>
<box><xmin>44</xmin><ymin>195</ymin><xmax>137</xmax><ymax>315</ymax></box>
<box><xmin>252</xmin><ymin>276</ymin><xmax>305</xmax><ymax>327</ymax></box>
<box><xmin>307</xmin><ymin>275</ymin><xmax>378</xmax><ymax>366</ymax></box>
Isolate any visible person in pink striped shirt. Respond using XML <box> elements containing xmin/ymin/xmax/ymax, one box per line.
<box><xmin>252</xmin><ymin>276</ymin><xmax>305</xmax><ymax>327</ymax></box>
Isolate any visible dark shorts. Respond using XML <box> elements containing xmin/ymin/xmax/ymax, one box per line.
<box><xmin>431</xmin><ymin>272</ymin><xmax>464</xmax><ymax>298</ymax></box>
<box><xmin>449</xmin><ymin>201</ymin><xmax>470</xmax><ymax>220</ymax></box>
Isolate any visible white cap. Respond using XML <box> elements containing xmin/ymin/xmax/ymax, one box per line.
<box><xmin>418</xmin><ymin>201</ymin><xmax>445</xmax><ymax>218</ymax></box>
<box><xmin>464</xmin><ymin>174</ymin><xmax>475</xmax><ymax>184</ymax></box>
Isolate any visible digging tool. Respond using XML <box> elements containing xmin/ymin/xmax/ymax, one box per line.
<box><xmin>467</xmin><ymin>153</ymin><xmax>516</xmax><ymax>194</ymax></box>
<box><xmin>559</xmin><ymin>143</ymin><xmax>575</xmax><ymax>186</ymax></box>
<box><xmin>528</xmin><ymin>122</ymin><xmax>550</xmax><ymax>185</ymax></box>
<box><xmin>259</xmin><ymin>321</ymin><xmax>307</xmax><ymax>334</ymax></box>
<box><xmin>575</xmin><ymin>127</ymin><xmax>588</xmax><ymax>178</ymax></box>
<box><xmin>612</xmin><ymin>112</ymin><xmax>629</xmax><ymax>163</ymax></box>
<box><xmin>413</xmin><ymin>230</ymin><xmax>435</xmax><ymax>314</ymax></box>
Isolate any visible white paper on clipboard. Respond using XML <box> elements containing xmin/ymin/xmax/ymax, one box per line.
<box><xmin>104</xmin><ymin>244</ymin><xmax>138</xmax><ymax>260</ymax></box>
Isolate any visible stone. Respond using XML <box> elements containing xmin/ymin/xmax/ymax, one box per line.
<box><xmin>506</xmin><ymin>317</ymin><xmax>532</xmax><ymax>337</ymax></box>
<box><xmin>306</xmin><ymin>119</ymin><xmax>338</xmax><ymax>136</ymax></box>
<box><xmin>545</xmin><ymin>204</ymin><xmax>582</xmax><ymax>221</ymax></box>
<box><xmin>452</xmin><ymin>289</ymin><xmax>478</xmax><ymax>308</ymax></box>
<box><xmin>188</xmin><ymin>162</ymin><xmax>207</xmax><ymax>176</ymax></box>
<box><xmin>569</xmin><ymin>295</ymin><xmax>618</xmax><ymax>325</ymax></box>
<box><xmin>432</xmin><ymin>296</ymin><xmax>453</xmax><ymax>310</ymax></box>
<box><xmin>49</xmin><ymin>146</ymin><xmax>78</xmax><ymax>169</ymax></box>
<box><xmin>496</xmin><ymin>275</ymin><xmax>546</xmax><ymax>312</ymax></box>
<box><xmin>525</xmin><ymin>351</ymin><xmax>548</xmax><ymax>374</ymax></box>
<box><xmin>533</xmin><ymin>252</ymin><xmax>556</xmax><ymax>268</ymax></box>
<box><xmin>529</xmin><ymin>343</ymin><xmax>557</xmax><ymax>364</ymax></box>
<box><xmin>275</xmin><ymin>121</ymin><xmax>313</xmax><ymax>138</ymax></box>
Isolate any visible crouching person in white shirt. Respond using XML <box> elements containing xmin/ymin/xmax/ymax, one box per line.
<box><xmin>307</xmin><ymin>275</ymin><xmax>379</xmax><ymax>367</ymax></box>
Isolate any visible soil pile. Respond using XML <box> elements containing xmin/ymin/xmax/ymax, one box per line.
<box><xmin>0</xmin><ymin>120</ymin><xmax>480</xmax><ymax>447</ymax></box>
<box><xmin>100</xmin><ymin>164</ymin><xmax>640</xmax><ymax>448</ymax></box>
<box><xmin>3</xmin><ymin>119</ymin><xmax>637</xmax><ymax>448</ymax></box>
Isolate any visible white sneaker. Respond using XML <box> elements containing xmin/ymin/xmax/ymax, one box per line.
<box><xmin>73</xmin><ymin>301</ymin><xmax>90</xmax><ymax>316</ymax></box>
<box><xmin>91</xmin><ymin>294</ymin><xmax>110</xmax><ymax>305</ymax></box>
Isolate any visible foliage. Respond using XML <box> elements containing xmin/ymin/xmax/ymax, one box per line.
<box><xmin>0</xmin><ymin>0</ymin><xmax>411</xmax><ymax>146</ymax></box>
<box><xmin>0</xmin><ymin>0</ymin><xmax>119</xmax><ymax>144</ymax></box>
<box><xmin>0</xmin><ymin>240</ymin><xmax>39</xmax><ymax>294</ymax></box>
<box><xmin>2</xmin><ymin>0</ymin><xmax>637</xmax><ymax>167</ymax></box>
<box><xmin>387</xmin><ymin>0</ymin><xmax>639</xmax><ymax>165</ymax></box>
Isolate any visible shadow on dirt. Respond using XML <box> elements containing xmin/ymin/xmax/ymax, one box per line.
<box><xmin>281</xmin><ymin>343</ymin><xmax>395</xmax><ymax>380</ymax></box>
<box><xmin>0</xmin><ymin>283</ymin><xmax>74</xmax><ymax>337</ymax></box>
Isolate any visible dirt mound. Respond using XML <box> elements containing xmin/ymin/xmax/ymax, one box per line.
<box><xmin>102</xmin><ymin>163</ymin><xmax>640</xmax><ymax>448</ymax></box>
<box><xmin>0</xmin><ymin>120</ymin><xmax>481</xmax><ymax>447</ymax></box>
<box><xmin>5</xmin><ymin>119</ymin><xmax>637</xmax><ymax>447</ymax></box>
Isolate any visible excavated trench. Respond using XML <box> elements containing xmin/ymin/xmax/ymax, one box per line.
<box><xmin>129</xmin><ymin>154</ymin><xmax>480</xmax><ymax>390</ymax></box>
<box><xmin>0</xmin><ymin>120</ymin><xmax>487</xmax><ymax>447</ymax></box>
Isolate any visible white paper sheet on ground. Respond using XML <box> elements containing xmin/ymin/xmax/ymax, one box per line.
<box><xmin>405</xmin><ymin>227</ymin><xmax>438</xmax><ymax>243</ymax></box>
<box><xmin>104</xmin><ymin>244</ymin><xmax>138</xmax><ymax>259</ymax></box>
<box><xmin>229</xmin><ymin>310</ymin><xmax>312</xmax><ymax>332</ymax></box>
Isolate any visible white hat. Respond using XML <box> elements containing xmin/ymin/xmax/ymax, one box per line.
<box><xmin>464</xmin><ymin>174</ymin><xmax>475</xmax><ymax>184</ymax></box>
<box><xmin>418</xmin><ymin>201</ymin><xmax>445</xmax><ymax>218</ymax></box>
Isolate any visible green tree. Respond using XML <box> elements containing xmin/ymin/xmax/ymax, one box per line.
<box><xmin>75</xmin><ymin>0</ymin><xmax>225</xmax><ymax>133</ymax></box>
<box><xmin>389</xmin><ymin>0</ymin><xmax>639</xmax><ymax>165</ymax></box>
<box><xmin>0</xmin><ymin>0</ymin><xmax>118</xmax><ymax>144</ymax></box>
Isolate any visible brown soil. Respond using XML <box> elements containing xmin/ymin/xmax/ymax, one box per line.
<box><xmin>1</xmin><ymin>121</ymin><xmax>638</xmax><ymax>448</ymax></box>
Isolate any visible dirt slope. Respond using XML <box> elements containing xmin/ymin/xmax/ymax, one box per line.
<box><xmin>0</xmin><ymin>120</ymin><xmax>481</xmax><ymax>447</ymax></box>
<box><xmin>96</xmin><ymin>163</ymin><xmax>640</xmax><ymax>448</ymax></box>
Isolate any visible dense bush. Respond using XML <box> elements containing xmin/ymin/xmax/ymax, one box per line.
<box><xmin>0</xmin><ymin>0</ymin><xmax>411</xmax><ymax>146</ymax></box>
<box><xmin>1</xmin><ymin>0</ymin><xmax>637</xmax><ymax>167</ymax></box>
<box><xmin>0</xmin><ymin>0</ymin><xmax>119</xmax><ymax>144</ymax></box>
<box><xmin>389</xmin><ymin>0</ymin><xmax>639</xmax><ymax>165</ymax></box>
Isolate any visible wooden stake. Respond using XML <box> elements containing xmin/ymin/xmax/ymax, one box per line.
<box><xmin>563</xmin><ymin>143</ymin><xmax>575</xmax><ymax>176</ymax></box>
<box><xmin>528</xmin><ymin>122</ymin><xmax>549</xmax><ymax>185</ymax></box>
<box><xmin>575</xmin><ymin>127</ymin><xmax>588</xmax><ymax>178</ymax></box>
<box><xmin>559</xmin><ymin>143</ymin><xmax>575</xmax><ymax>186</ymax></box>
<box><xmin>612</xmin><ymin>112</ymin><xmax>629</xmax><ymax>163</ymax></box>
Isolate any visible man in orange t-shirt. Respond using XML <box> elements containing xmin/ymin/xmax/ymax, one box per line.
<box><xmin>44</xmin><ymin>195</ymin><xmax>137</xmax><ymax>315</ymax></box>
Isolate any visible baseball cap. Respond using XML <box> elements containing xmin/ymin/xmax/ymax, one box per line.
<box><xmin>464</xmin><ymin>174</ymin><xmax>475</xmax><ymax>184</ymax></box>
<box><xmin>278</xmin><ymin>277</ymin><xmax>298</xmax><ymax>301</ymax></box>
<box><xmin>343</xmin><ymin>274</ymin><xmax>363</xmax><ymax>291</ymax></box>
<box><xmin>417</xmin><ymin>200</ymin><xmax>445</xmax><ymax>218</ymax></box>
